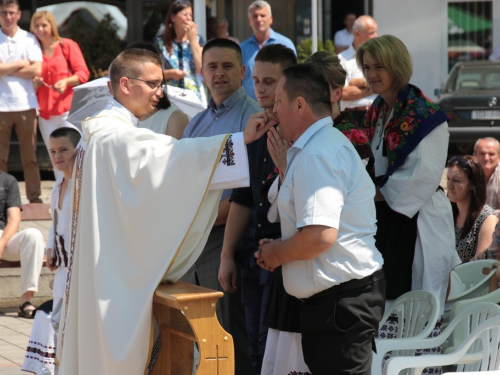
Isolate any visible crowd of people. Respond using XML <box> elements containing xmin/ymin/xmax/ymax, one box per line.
<box><xmin>2</xmin><ymin>0</ymin><xmax>500</xmax><ymax>374</ymax></box>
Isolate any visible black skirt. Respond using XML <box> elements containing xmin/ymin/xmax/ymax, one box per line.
<box><xmin>264</xmin><ymin>266</ymin><xmax>302</xmax><ymax>333</ymax></box>
<box><xmin>375</xmin><ymin>200</ymin><xmax>419</xmax><ymax>300</ymax></box>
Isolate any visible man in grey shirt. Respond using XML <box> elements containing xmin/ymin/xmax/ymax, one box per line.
<box><xmin>181</xmin><ymin>38</ymin><xmax>261</xmax><ymax>375</ymax></box>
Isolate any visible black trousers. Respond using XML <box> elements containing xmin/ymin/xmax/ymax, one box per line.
<box><xmin>300</xmin><ymin>270</ymin><xmax>386</xmax><ymax>375</ymax></box>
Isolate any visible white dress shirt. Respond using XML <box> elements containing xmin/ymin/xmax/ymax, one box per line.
<box><xmin>279</xmin><ymin>117</ymin><xmax>383</xmax><ymax>299</ymax></box>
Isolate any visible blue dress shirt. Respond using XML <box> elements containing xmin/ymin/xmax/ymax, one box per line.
<box><xmin>240</xmin><ymin>29</ymin><xmax>296</xmax><ymax>100</ymax></box>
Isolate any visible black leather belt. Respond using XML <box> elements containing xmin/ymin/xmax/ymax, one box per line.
<box><xmin>299</xmin><ymin>268</ymin><xmax>384</xmax><ymax>303</ymax></box>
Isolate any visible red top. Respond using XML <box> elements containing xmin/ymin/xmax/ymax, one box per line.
<box><xmin>38</xmin><ymin>38</ymin><xmax>90</xmax><ymax>119</ymax></box>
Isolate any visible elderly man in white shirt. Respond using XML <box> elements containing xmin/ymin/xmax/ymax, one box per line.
<box><xmin>339</xmin><ymin>15</ymin><xmax>378</xmax><ymax>126</ymax></box>
<box><xmin>256</xmin><ymin>64</ymin><xmax>385</xmax><ymax>375</ymax></box>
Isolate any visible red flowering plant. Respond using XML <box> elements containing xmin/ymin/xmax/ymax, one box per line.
<box><xmin>335</xmin><ymin>118</ymin><xmax>370</xmax><ymax>147</ymax></box>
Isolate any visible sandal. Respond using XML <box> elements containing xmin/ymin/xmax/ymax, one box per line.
<box><xmin>18</xmin><ymin>301</ymin><xmax>36</xmax><ymax>319</ymax></box>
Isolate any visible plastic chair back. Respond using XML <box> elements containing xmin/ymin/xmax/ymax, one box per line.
<box><xmin>444</xmin><ymin>260</ymin><xmax>497</xmax><ymax>327</ymax></box>
<box><xmin>372</xmin><ymin>290</ymin><xmax>440</xmax><ymax>375</ymax></box>
<box><xmin>383</xmin><ymin>305</ymin><xmax>500</xmax><ymax>375</ymax></box>
<box><xmin>447</xmin><ymin>260</ymin><xmax>496</xmax><ymax>302</ymax></box>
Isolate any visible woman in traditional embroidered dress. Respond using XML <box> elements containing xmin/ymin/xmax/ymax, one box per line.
<box><xmin>154</xmin><ymin>0</ymin><xmax>206</xmax><ymax>103</ymax></box>
<box><xmin>357</xmin><ymin>35</ymin><xmax>460</xmax><ymax>374</ymax></box>
<box><xmin>31</xmin><ymin>11</ymin><xmax>89</xmax><ymax>180</ymax></box>
<box><xmin>447</xmin><ymin>155</ymin><xmax>498</xmax><ymax>263</ymax></box>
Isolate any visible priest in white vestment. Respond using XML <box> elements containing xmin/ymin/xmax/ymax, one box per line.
<box><xmin>56</xmin><ymin>48</ymin><xmax>276</xmax><ymax>375</ymax></box>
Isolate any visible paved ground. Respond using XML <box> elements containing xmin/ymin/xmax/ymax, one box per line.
<box><xmin>0</xmin><ymin>309</ymin><xmax>34</xmax><ymax>374</ymax></box>
<box><xmin>0</xmin><ymin>180</ymin><xmax>54</xmax><ymax>374</ymax></box>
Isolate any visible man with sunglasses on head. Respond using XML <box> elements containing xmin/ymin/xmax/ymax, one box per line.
<box><xmin>56</xmin><ymin>47</ymin><xmax>276</xmax><ymax>375</ymax></box>
<box><xmin>0</xmin><ymin>0</ymin><xmax>43</xmax><ymax>203</ymax></box>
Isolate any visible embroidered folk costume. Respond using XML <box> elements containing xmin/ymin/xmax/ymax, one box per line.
<box><xmin>367</xmin><ymin>85</ymin><xmax>460</xmax><ymax>374</ymax></box>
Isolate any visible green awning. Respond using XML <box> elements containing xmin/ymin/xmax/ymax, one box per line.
<box><xmin>448</xmin><ymin>5</ymin><xmax>492</xmax><ymax>33</ymax></box>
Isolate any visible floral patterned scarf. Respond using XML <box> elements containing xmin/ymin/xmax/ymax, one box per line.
<box><xmin>363</xmin><ymin>84</ymin><xmax>448</xmax><ymax>187</ymax></box>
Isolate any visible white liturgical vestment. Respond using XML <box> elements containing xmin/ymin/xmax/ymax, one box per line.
<box><xmin>57</xmin><ymin>99</ymin><xmax>249</xmax><ymax>375</ymax></box>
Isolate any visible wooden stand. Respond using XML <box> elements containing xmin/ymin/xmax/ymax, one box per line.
<box><xmin>151</xmin><ymin>281</ymin><xmax>234</xmax><ymax>375</ymax></box>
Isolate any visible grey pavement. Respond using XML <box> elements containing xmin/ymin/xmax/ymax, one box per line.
<box><xmin>0</xmin><ymin>309</ymin><xmax>34</xmax><ymax>374</ymax></box>
<box><xmin>0</xmin><ymin>180</ymin><xmax>54</xmax><ymax>374</ymax></box>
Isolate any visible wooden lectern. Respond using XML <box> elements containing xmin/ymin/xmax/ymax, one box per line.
<box><xmin>151</xmin><ymin>281</ymin><xmax>234</xmax><ymax>375</ymax></box>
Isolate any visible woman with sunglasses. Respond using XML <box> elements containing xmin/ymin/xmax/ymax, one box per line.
<box><xmin>30</xmin><ymin>10</ymin><xmax>89</xmax><ymax>179</ymax></box>
<box><xmin>447</xmin><ymin>155</ymin><xmax>498</xmax><ymax>262</ymax></box>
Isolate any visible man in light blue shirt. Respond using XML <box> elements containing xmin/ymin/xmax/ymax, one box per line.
<box><xmin>240</xmin><ymin>0</ymin><xmax>296</xmax><ymax>100</ymax></box>
<box><xmin>181</xmin><ymin>38</ymin><xmax>262</xmax><ymax>375</ymax></box>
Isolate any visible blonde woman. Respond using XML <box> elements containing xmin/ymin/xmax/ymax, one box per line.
<box><xmin>357</xmin><ymin>35</ymin><xmax>460</xmax><ymax>373</ymax></box>
<box><xmin>31</xmin><ymin>11</ymin><xmax>89</xmax><ymax>179</ymax></box>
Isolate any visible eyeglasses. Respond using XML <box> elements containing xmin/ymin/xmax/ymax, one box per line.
<box><xmin>126</xmin><ymin>77</ymin><xmax>165</xmax><ymax>92</ymax></box>
<box><xmin>448</xmin><ymin>156</ymin><xmax>472</xmax><ymax>171</ymax></box>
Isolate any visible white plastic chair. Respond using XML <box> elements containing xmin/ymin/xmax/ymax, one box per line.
<box><xmin>372</xmin><ymin>290</ymin><xmax>440</xmax><ymax>375</ymax></box>
<box><xmin>383</xmin><ymin>313</ymin><xmax>500</xmax><ymax>375</ymax></box>
<box><xmin>444</xmin><ymin>288</ymin><xmax>500</xmax><ymax>353</ymax></box>
<box><xmin>446</xmin><ymin>259</ymin><xmax>497</xmax><ymax>305</ymax></box>
<box><xmin>444</xmin><ymin>259</ymin><xmax>498</xmax><ymax>328</ymax></box>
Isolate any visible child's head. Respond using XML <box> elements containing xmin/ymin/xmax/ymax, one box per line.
<box><xmin>49</xmin><ymin>127</ymin><xmax>81</xmax><ymax>173</ymax></box>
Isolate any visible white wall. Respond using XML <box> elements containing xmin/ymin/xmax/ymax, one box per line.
<box><xmin>373</xmin><ymin>0</ymin><xmax>446</xmax><ymax>100</ymax></box>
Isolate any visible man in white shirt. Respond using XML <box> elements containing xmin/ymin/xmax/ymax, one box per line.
<box><xmin>0</xmin><ymin>0</ymin><xmax>43</xmax><ymax>203</ymax></box>
<box><xmin>256</xmin><ymin>64</ymin><xmax>385</xmax><ymax>374</ymax></box>
<box><xmin>339</xmin><ymin>15</ymin><xmax>378</xmax><ymax>126</ymax></box>
<box><xmin>334</xmin><ymin>12</ymin><xmax>356</xmax><ymax>54</ymax></box>
<box><xmin>473</xmin><ymin>137</ymin><xmax>500</xmax><ymax>211</ymax></box>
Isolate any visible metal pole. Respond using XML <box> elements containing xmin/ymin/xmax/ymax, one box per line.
<box><xmin>126</xmin><ymin>0</ymin><xmax>143</xmax><ymax>43</ymax></box>
<box><xmin>193</xmin><ymin>0</ymin><xmax>207</xmax><ymax>41</ymax></box>
<box><xmin>312</xmin><ymin>0</ymin><xmax>318</xmax><ymax>53</ymax></box>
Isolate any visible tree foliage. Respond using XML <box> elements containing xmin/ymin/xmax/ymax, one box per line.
<box><xmin>297</xmin><ymin>39</ymin><xmax>335</xmax><ymax>62</ymax></box>
<box><xmin>66</xmin><ymin>13</ymin><xmax>123</xmax><ymax>79</ymax></box>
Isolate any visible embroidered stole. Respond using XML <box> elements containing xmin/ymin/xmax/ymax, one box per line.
<box><xmin>362</xmin><ymin>84</ymin><xmax>448</xmax><ymax>187</ymax></box>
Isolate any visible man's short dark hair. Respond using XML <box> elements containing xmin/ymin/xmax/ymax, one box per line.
<box><xmin>255</xmin><ymin>44</ymin><xmax>297</xmax><ymax>71</ymax></box>
<box><xmin>0</xmin><ymin>0</ymin><xmax>20</xmax><ymax>7</ymax></box>
<box><xmin>124</xmin><ymin>42</ymin><xmax>171</xmax><ymax>109</ymax></box>
<box><xmin>202</xmin><ymin>38</ymin><xmax>242</xmax><ymax>66</ymax></box>
<box><xmin>282</xmin><ymin>64</ymin><xmax>332</xmax><ymax>116</ymax></box>
<box><xmin>50</xmin><ymin>127</ymin><xmax>81</xmax><ymax>148</ymax></box>
<box><xmin>109</xmin><ymin>49</ymin><xmax>162</xmax><ymax>93</ymax></box>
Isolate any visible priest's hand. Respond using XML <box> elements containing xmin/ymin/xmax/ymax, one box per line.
<box><xmin>243</xmin><ymin>111</ymin><xmax>279</xmax><ymax>145</ymax></box>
